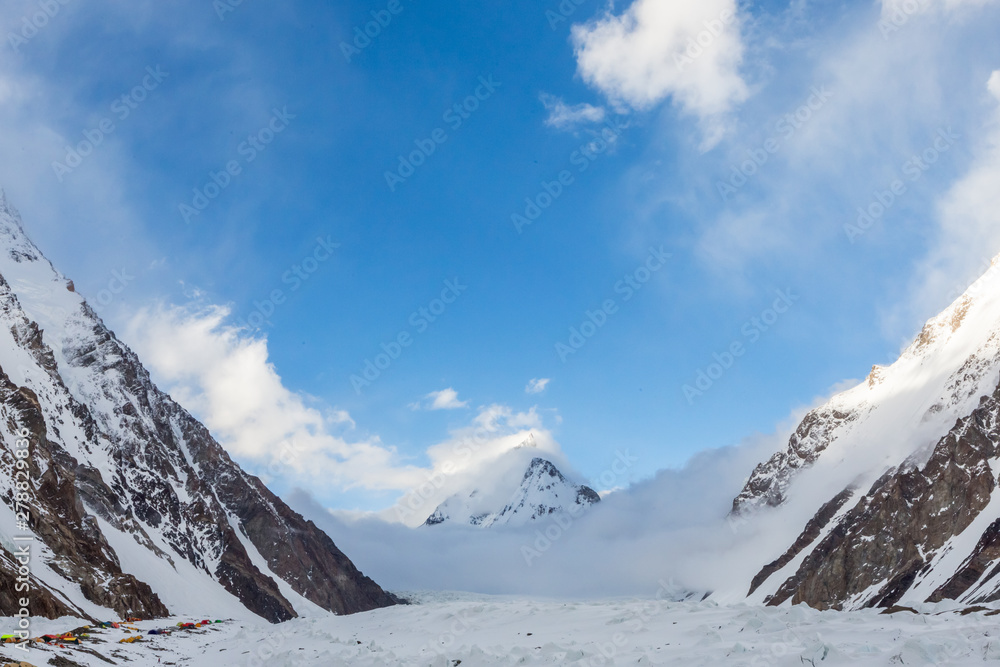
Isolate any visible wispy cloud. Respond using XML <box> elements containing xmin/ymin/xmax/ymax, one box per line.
<box><xmin>540</xmin><ymin>93</ymin><xmax>606</xmax><ymax>130</ymax></box>
<box><xmin>674</xmin><ymin>0</ymin><xmax>1000</xmax><ymax>304</ymax></box>
<box><xmin>525</xmin><ymin>378</ymin><xmax>551</xmax><ymax>394</ymax></box>
<box><xmin>889</xmin><ymin>71</ymin><xmax>1000</xmax><ymax>331</ymax></box>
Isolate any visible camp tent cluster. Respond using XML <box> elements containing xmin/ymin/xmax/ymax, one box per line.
<box><xmin>1</xmin><ymin>618</ymin><xmax>227</xmax><ymax>651</ymax></box>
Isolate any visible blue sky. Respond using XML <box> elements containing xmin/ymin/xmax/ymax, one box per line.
<box><xmin>2</xmin><ymin>0</ymin><xmax>1000</xmax><ymax>515</ymax></box>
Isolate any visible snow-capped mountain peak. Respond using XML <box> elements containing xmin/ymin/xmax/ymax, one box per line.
<box><xmin>424</xmin><ymin>457</ymin><xmax>600</xmax><ymax>528</ymax></box>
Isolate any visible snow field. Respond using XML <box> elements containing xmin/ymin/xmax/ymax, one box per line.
<box><xmin>221</xmin><ymin>592</ymin><xmax>1000</xmax><ymax>666</ymax></box>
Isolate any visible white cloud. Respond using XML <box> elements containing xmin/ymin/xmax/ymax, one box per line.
<box><xmin>126</xmin><ymin>302</ymin><xmax>424</xmax><ymax>492</ymax></box>
<box><xmin>413</xmin><ymin>387</ymin><xmax>469</xmax><ymax>411</ymax></box>
<box><xmin>525</xmin><ymin>378</ymin><xmax>551</xmax><ymax>394</ymax></box>
<box><xmin>124</xmin><ymin>303</ymin><xmax>563</xmax><ymax>517</ymax></box>
<box><xmin>877</xmin><ymin>0</ymin><xmax>1000</xmax><ymax>42</ymax></box>
<box><xmin>540</xmin><ymin>93</ymin><xmax>606</xmax><ymax>130</ymax></box>
<box><xmin>680</xmin><ymin>0</ymin><xmax>1000</xmax><ymax>290</ymax></box>
<box><xmin>571</xmin><ymin>0</ymin><xmax>748</xmax><ymax>141</ymax></box>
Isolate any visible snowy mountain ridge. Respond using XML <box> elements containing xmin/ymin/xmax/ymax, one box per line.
<box><xmin>733</xmin><ymin>251</ymin><xmax>1000</xmax><ymax>610</ymax></box>
<box><xmin>424</xmin><ymin>457</ymin><xmax>601</xmax><ymax>528</ymax></box>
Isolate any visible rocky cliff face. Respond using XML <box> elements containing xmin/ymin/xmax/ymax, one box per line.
<box><xmin>736</xmin><ymin>254</ymin><xmax>1000</xmax><ymax>610</ymax></box>
<box><xmin>732</xmin><ymin>408</ymin><xmax>858</xmax><ymax>514</ymax></box>
<box><xmin>0</xmin><ymin>192</ymin><xmax>395</xmax><ymax>622</ymax></box>
<box><xmin>424</xmin><ymin>457</ymin><xmax>601</xmax><ymax>528</ymax></box>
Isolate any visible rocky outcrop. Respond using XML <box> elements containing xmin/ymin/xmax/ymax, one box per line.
<box><xmin>732</xmin><ymin>408</ymin><xmax>857</xmax><ymax>515</ymax></box>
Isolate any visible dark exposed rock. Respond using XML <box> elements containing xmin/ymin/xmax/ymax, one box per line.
<box><xmin>880</xmin><ymin>605</ymin><xmax>919</xmax><ymax>615</ymax></box>
<box><xmin>576</xmin><ymin>486</ymin><xmax>601</xmax><ymax>505</ymax></box>
<box><xmin>423</xmin><ymin>509</ymin><xmax>446</xmax><ymax>526</ymax></box>
<box><xmin>0</xmin><ymin>366</ymin><xmax>166</xmax><ymax>620</ymax></box>
<box><xmin>732</xmin><ymin>409</ymin><xmax>857</xmax><ymax>515</ymax></box>
<box><xmin>749</xmin><ymin>486</ymin><xmax>855</xmax><ymax>596</ymax></box>
<box><xmin>761</xmin><ymin>382</ymin><xmax>1000</xmax><ymax>610</ymax></box>
<box><xmin>0</xmin><ymin>547</ymin><xmax>78</xmax><ymax>620</ymax></box>
<box><xmin>957</xmin><ymin>605</ymin><xmax>991</xmax><ymax>615</ymax></box>
<box><xmin>929</xmin><ymin>518</ymin><xmax>1000</xmax><ymax>603</ymax></box>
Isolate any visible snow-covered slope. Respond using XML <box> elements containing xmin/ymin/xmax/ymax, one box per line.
<box><xmin>0</xmin><ymin>192</ymin><xmax>395</xmax><ymax>622</ymax></box>
<box><xmin>425</xmin><ymin>457</ymin><xmax>600</xmax><ymax>528</ymax></box>
<box><xmin>734</xmin><ymin>253</ymin><xmax>1000</xmax><ymax>609</ymax></box>
<box><xmin>10</xmin><ymin>592</ymin><xmax>1000</xmax><ymax>666</ymax></box>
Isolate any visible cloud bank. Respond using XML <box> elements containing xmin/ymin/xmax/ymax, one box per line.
<box><xmin>293</xmin><ymin>429</ymin><xmax>792</xmax><ymax>599</ymax></box>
